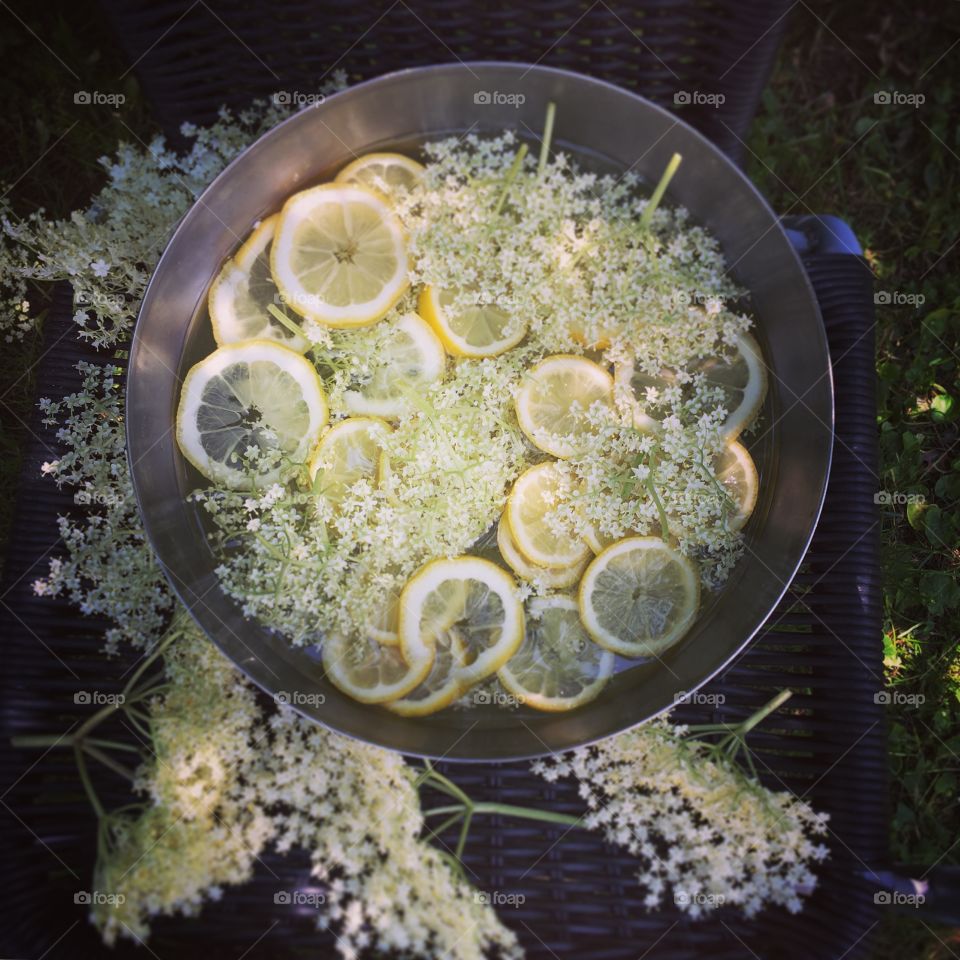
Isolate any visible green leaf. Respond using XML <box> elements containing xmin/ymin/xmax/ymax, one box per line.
<box><xmin>906</xmin><ymin>499</ymin><xmax>927</xmax><ymax>530</ymax></box>
<box><xmin>931</xmin><ymin>392</ymin><xmax>955</xmax><ymax>422</ymax></box>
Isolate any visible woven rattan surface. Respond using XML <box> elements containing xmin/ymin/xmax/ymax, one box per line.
<box><xmin>0</xmin><ymin>252</ymin><xmax>884</xmax><ymax>959</ymax></box>
<box><xmin>97</xmin><ymin>0</ymin><xmax>794</xmax><ymax>163</ymax></box>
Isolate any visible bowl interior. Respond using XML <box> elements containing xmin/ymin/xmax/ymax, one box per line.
<box><xmin>127</xmin><ymin>63</ymin><xmax>832</xmax><ymax>760</ymax></box>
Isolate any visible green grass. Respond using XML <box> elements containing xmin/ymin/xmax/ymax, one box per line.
<box><xmin>748</xmin><ymin>2</ymin><xmax>960</xmax><ymax>954</ymax></box>
<box><xmin>1</xmin><ymin>1</ymin><xmax>958</xmax><ymax>956</ymax></box>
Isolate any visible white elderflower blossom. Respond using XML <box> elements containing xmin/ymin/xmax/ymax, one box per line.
<box><xmin>533</xmin><ymin>718</ymin><xmax>830</xmax><ymax>919</ymax></box>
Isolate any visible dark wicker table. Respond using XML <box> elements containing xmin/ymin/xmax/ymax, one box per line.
<box><xmin>0</xmin><ymin>3</ymin><xmax>884</xmax><ymax>957</ymax></box>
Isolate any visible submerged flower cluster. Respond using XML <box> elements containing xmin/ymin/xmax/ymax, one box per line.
<box><xmin>203</xmin><ymin>133</ymin><xmax>754</xmax><ymax>642</ymax></box>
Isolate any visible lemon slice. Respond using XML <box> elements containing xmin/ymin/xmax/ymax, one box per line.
<box><xmin>515</xmin><ymin>355</ymin><xmax>614</xmax><ymax>458</ymax></box>
<box><xmin>714</xmin><ymin>440</ymin><xmax>759</xmax><ymax>532</ymax></box>
<box><xmin>579</xmin><ymin>537</ymin><xmax>700</xmax><ymax>658</ymax></box>
<box><xmin>418</xmin><ymin>285</ymin><xmax>527</xmax><ymax>358</ymax></box>
<box><xmin>613</xmin><ymin>360</ymin><xmax>671</xmax><ymax>433</ymax></box>
<box><xmin>583</xmin><ymin>524</ymin><xmax>651</xmax><ymax>554</ymax></box>
<box><xmin>399</xmin><ymin>557</ymin><xmax>524</xmax><ymax>686</ymax></box>
<box><xmin>208</xmin><ymin>214</ymin><xmax>309</xmax><ymax>352</ymax></box>
<box><xmin>366</xmin><ymin>589</ymin><xmax>401</xmax><ymax>645</ymax></box>
<box><xmin>568</xmin><ymin>319</ymin><xmax>616</xmax><ymax>351</ymax></box>
<box><xmin>322</xmin><ymin>630</ymin><xmax>432</xmax><ymax>704</ymax></box>
<box><xmin>386</xmin><ymin>632</ymin><xmax>466</xmax><ymax>716</ymax></box>
<box><xmin>496</xmin><ymin>515</ymin><xmax>587</xmax><ymax>589</ymax></box>
<box><xmin>498</xmin><ymin>596</ymin><xmax>615</xmax><ymax>712</ymax></box>
<box><xmin>507</xmin><ymin>462</ymin><xmax>590</xmax><ymax>568</ymax></box>
<box><xmin>271</xmin><ymin>183</ymin><xmax>409</xmax><ymax>328</ymax></box>
<box><xmin>176</xmin><ymin>340</ymin><xmax>328</xmax><ymax>489</ymax></box>
<box><xmin>335</xmin><ymin>152</ymin><xmax>425</xmax><ymax>197</ymax></box>
<box><xmin>308</xmin><ymin>416</ymin><xmax>389</xmax><ymax>510</ymax></box>
<box><xmin>343</xmin><ymin>312</ymin><xmax>446</xmax><ymax>418</ymax></box>
<box><xmin>695</xmin><ymin>333</ymin><xmax>767</xmax><ymax>439</ymax></box>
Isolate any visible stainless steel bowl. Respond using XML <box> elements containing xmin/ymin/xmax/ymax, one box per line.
<box><xmin>127</xmin><ymin>63</ymin><xmax>833</xmax><ymax>760</ymax></box>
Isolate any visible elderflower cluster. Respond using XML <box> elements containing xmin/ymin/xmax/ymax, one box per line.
<box><xmin>94</xmin><ymin>625</ymin><xmax>519</xmax><ymax>960</ymax></box>
<box><xmin>0</xmin><ymin>75</ymin><xmax>346</xmax><ymax>346</ymax></box>
<box><xmin>532</xmin><ymin>719</ymin><xmax>830</xmax><ymax>918</ymax></box>
<box><xmin>31</xmin><ymin>362</ymin><xmax>174</xmax><ymax>650</ymax></box>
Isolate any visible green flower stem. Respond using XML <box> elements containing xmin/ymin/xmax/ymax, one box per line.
<box><xmin>267</xmin><ymin>302</ymin><xmax>308</xmax><ymax>341</ymax></box>
<box><xmin>423</xmin><ymin>810</ymin><xmax>464</xmax><ymax>844</ymax></box>
<box><xmin>424</xmin><ymin>801</ymin><xmax>582</xmax><ymax>827</ymax></box>
<box><xmin>75</xmin><ymin>744</ymin><xmax>106</xmax><ymax>820</ymax></box>
<box><xmin>537</xmin><ymin>102</ymin><xmax>557</xmax><ymax>179</ymax></box>
<box><xmin>493</xmin><ymin>143</ymin><xmax>529</xmax><ymax>218</ymax></box>
<box><xmin>640</xmin><ymin>152</ymin><xmax>682</xmax><ymax>230</ymax></box>
<box><xmin>82</xmin><ymin>743</ymin><xmax>136</xmax><ymax>781</ymax></box>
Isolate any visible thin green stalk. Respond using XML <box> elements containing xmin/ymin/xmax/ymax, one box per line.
<box><xmin>82</xmin><ymin>743</ymin><xmax>136</xmax><ymax>782</ymax></box>
<box><xmin>75</xmin><ymin>744</ymin><xmax>105</xmax><ymax>820</ymax></box>
<box><xmin>640</xmin><ymin>152</ymin><xmax>682</xmax><ymax>230</ymax></box>
<box><xmin>423</xmin><ymin>810</ymin><xmax>464</xmax><ymax>844</ymax></box>
<box><xmin>267</xmin><ymin>302</ymin><xmax>308</xmax><ymax>341</ymax></box>
<box><xmin>493</xmin><ymin>143</ymin><xmax>529</xmax><ymax>217</ymax></box>
<box><xmin>454</xmin><ymin>808</ymin><xmax>473</xmax><ymax>860</ymax></box>
<box><xmin>425</xmin><ymin>801</ymin><xmax>582</xmax><ymax>828</ymax></box>
<box><xmin>537</xmin><ymin>102</ymin><xmax>556</xmax><ymax>178</ymax></box>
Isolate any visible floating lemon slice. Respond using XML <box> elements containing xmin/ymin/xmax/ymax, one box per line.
<box><xmin>418</xmin><ymin>285</ymin><xmax>527</xmax><ymax>358</ymax></box>
<box><xmin>366</xmin><ymin>588</ymin><xmax>401</xmax><ymax>645</ymax></box>
<box><xmin>343</xmin><ymin>312</ymin><xmax>446</xmax><ymax>418</ymax></box>
<box><xmin>208</xmin><ymin>215</ymin><xmax>309</xmax><ymax>352</ymax></box>
<box><xmin>507</xmin><ymin>462</ymin><xmax>590</xmax><ymax>568</ymax></box>
<box><xmin>579</xmin><ymin>536</ymin><xmax>700</xmax><ymax>658</ymax></box>
<box><xmin>496</xmin><ymin>514</ymin><xmax>587</xmax><ymax>589</ymax></box>
<box><xmin>613</xmin><ymin>360</ymin><xmax>671</xmax><ymax>433</ymax></box>
<box><xmin>614</xmin><ymin>333</ymin><xmax>766</xmax><ymax>438</ymax></box>
<box><xmin>386</xmin><ymin>632</ymin><xmax>467</xmax><ymax>716</ymax></box>
<box><xmin>515</xmin><ymin>354</ymin><xmax>614</xmax><ymax>458</ymax></box>
<box><xmin>335</xmin><ymin>152</ymin><xmax>425</xmax><ymax>197</ymax></box>
<box><xmin>322</xmin><ymin>630</ymin><xmax>432</xmax><ymax>704</ymax></box>
<box><xmin>176</xmin><ymin>340</ymin><xmax>328</xmax><ymax>489</ymax></box>
<box><xmin>271</xmin><ymin>183</ymin><xmax>409</xmax><ymax>328</ymax></box>
<box><xmin>696</xmin><ymin>332</ymin><xmax>767</xmax><ymax>439</ymax></box>
<box><xmin>399</xmin><ymin>557</ymin><xmax>524</xmax><ymax>687</ymax></box>
<box><xmin>714</xmin><ymin>440</ymin><xmax>759</xmax><ymax>532</ymax></box>
<box><xmin>498</xmin><ymin>596</ymin><xmax>615</xmax><ymax>712</ymax></box>
<box><xmin>583</xmin><ymin>523</ymin><xmax>650</xmax><ymax>554</ymax></box>
<box><xmin>308</xmin><ymin>416</ymin><xmax>389</xmax><ymax>511</ymax></box>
